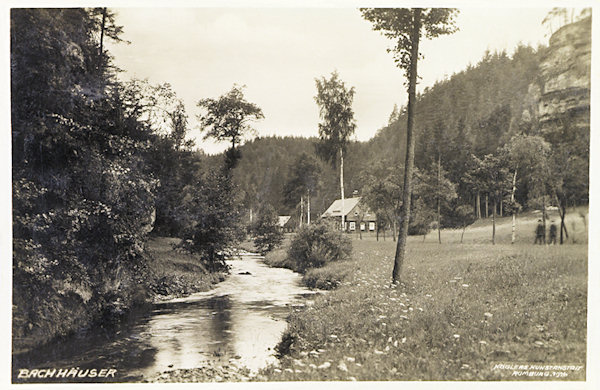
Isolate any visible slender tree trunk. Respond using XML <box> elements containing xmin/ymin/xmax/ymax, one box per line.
<box><xmin>307</xmin><ymin>191</ymin><xmax>311</xmax><ymax>225</ymax></box>
<box><xmin>340</xmin><ymin>147</ymin><xmax>345</xmax><ymax>232</ymax></box>
<box><xmin>500</xmin><ymin>198</ymin><xmax>503</xmax><ymax>217</ymax></box>
<box><xmin>437</xmin><ymin>153</ymin><xmax>441</xmax><ymax>244</ymax></box>
<box><xmin>554</xmin><ymin>193</ymin><xmax>569</xmax><ymax>244</ymax></box>
<box><xmin>492</xmin><ymin>196</ymin><xmax>496</xmax><ymax>245</ymax></box>
<box><xmin>461</xmin><ymin>224</ymin><xmax>466</xmax><ymax>243</ymax></box>
<box><xmin>392</xmin><ymin>220</ymin><xmax>397</xmax><ymax>242</ymax></box>
<box><xmin>485</xmin><ymin>193</ymin><xmax>489</xmax><ymax>218</ymax></box>
<box><xmin>542</xmin><ymin>195</ymin><xmax>547</xmax><ymax>244</ymax></box>
<box><xmin>392</xmin><ymin>9</ymin><xmax>421</xmax><ymax>284</ymax></box>
<box><xmin>250</xmin><ymin>208</ymin><xmax>253</xmax><ymax>224</ymax></box>
<box><xmin>511</xmin><ymin>168</ymin><xmax>517</xmax><ymax>244</ymax></box>
<box><xmin>359</xmin><ymin>219</ymin><xmax>362</xmax><ymax>240</ymax></box>
<box><xmin>476</xmin><ymin>191</ymin><xmax>481</xmax><ymax>219</ymax></box>
<box><xmin>560</xmin><ymin>199</ymin><xmax>568</xmax><ymax>244</ymax></box>
<box><xmin>98</xmin><ymin>8</ymin><xmax>107</xmax><ymax>69</ymax></box>
<box><xmin>300</xmin><ymin>195</ymin><xmax>304</xmax><ymax>229</ymax></box>
<box><xmin>376</xmin><ymin>224</ymin><xmax>379</xmax><ymax>241</ymax></box>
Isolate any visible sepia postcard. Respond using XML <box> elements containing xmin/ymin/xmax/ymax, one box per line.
<box><xmin>2</xmin><ymin>0</ymin><xmax>598</xmax><ymax>389</ymax></box>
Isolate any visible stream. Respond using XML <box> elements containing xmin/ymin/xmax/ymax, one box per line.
<box><xmin>12</xmin><ymin>252</ymin><xmax>318</xmax><ymax>382</ymax></box>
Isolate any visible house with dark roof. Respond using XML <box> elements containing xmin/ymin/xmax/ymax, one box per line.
<box><xmin>320</xmin><ymin>197</ymin><xmax>377</xmax><ymax>232</ymax></box>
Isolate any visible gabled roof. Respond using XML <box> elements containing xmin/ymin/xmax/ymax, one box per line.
<box><xmin>278</xmin><ymin>216</ymin><xmax>291</xmax><ymax>227</ymax></box>
<box><xmin>321</xmin><ymin>197</ymin><xmax>362</xmax><ymax>218</ymax></box>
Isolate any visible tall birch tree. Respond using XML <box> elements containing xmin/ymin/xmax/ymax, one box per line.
<box><xmin>314</xmin><ymin>71</ymin><xmax>356</xmax><ymax>231</ymax></box>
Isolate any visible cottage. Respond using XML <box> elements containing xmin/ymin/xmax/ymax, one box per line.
<box><xmin>278</xmin><ymin>215</ymin><xmax>294</xmax><ymax>233</ymax></box>
<box><xmin>321</xmin><ymin>197</ymin><xmax>377</xmax><ymax>232</ymax></box>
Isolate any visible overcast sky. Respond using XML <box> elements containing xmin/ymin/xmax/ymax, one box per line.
<box><xmin>106</xmin><ymin>6</ymin><xmax>556</xmax><ymax>155</ymax></box>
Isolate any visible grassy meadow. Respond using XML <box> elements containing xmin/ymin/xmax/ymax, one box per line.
<box><xmin>258</xmin><ymin>208</ymin><xmax>588</xmax><ymax>381</ymax></box>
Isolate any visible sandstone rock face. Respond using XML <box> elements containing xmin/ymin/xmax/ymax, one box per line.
<box><xmin>537</xmin><ymin>17</ymin><xmax>591</xmax><ymax>132</ymax></box>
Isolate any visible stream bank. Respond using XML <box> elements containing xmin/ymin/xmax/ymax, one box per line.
<box><xmin>13</xmin><ymin>248</ymin><xmax>318</xmax><ymax>383</ymax></box>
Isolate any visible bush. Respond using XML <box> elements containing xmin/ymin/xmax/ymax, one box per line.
<box><xmin>251</xmin><ymin>204</ymin><xmax>284</xmax><ymax>255</ymax></box>
<box><xmin>302</xmin><ymin>265</ymin><xmax>349</xmax><ymax>290</ymax></box>
<box><xmin>287</xmin><ymin>222</ymin><xmax>351</xmax><ymax>273</ymax></box>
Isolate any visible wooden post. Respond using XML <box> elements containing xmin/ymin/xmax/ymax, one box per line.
<box><xmin>437</xmin><ymin>153</ymin><xmax>441</xmax><ymax>244</ymax></box>
<box><xmin>492</xmin><ymin>196</ymin><xmax>496</xmax><ymax>245</ymax></box>
<box><xmin>307</xmin><ymin>191</ymin><xmax>311</xmax><ymax>225</ymax></box>
<box><xmin>340</xmin><ymin>147</ymin><xmax>345</xmax><ymax>232</ymax></box>
<box><xmin>511</xmin><ymin>168</ymin><xmax>517</xmax><ymax>244</ymax></box>
<box><xmin>485</xmin><ymin>193</ymin><xmax>489</xmax><ymax>218</ymax></box>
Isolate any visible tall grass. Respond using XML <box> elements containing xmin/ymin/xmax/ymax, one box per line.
<box><xmin>259</xmin><ymin>240</ymin><xmax>587</xmax><ymax>381</ymax></box>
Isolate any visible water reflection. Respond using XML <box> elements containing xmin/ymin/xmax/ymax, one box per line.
<box><xmin>13</xmin><ymin>253</ymin><xmax>318</xmax><ymax>382</ymax></box>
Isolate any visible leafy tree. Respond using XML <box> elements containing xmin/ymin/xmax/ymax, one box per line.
<box><xmin>454</xmin><ymin>204</ymin><xmax>477</xmax><ymax>243</ymax></box>
<box><xmin>360</xmin><ymin>8</ymin><xmax>459</xmax><ymax>283</ymax></box>
<box><xmin>547</xmin><ymin>144</ymin><xmax>588</xmax><ymax>244</ymax></box>
<box><xmin>314</xmin><ymin>71</ymin><xmax>356</xmax><ymax>231</ymax></box>
<box><xmin>251</xmin><ymin>204</ymin><xmax>284</xmax><ymax>255</ymax></box>
<box><xmin>197</xmin><ymin>84</ymin><xmax>264</xmax><ymax>170</ymax></box>
<box><xmin>117</xmin><ymin>79</ymin><xmax>197</xmax><ymax>237</ymax></box>
<box><xmin>467</xmin><ymin>154</ymin><xmax>511</xmax><ymax>244</ymax></box>
<box><xmin>504</xmin><ymin>134</ymin><xmax>551</xmax><ymax>243</ymax></box>
<box><xmin>413</xmin><ymin>162</ymin><xmax>457</xmax><ymax>243</ymax></box>
<box><xmin>177</xmin><ymin>170</ymin><xmax>243</xmax><ymax>271</ymax></box>
<box><xmin>360</xmin><ymin>159</ymin><xmax>403</xmax><ymax>241</ymax></box>
<box><xmin>283</xmin><ymin>153</ymin><xmax>322</xmax><ymax>226</ymax></box>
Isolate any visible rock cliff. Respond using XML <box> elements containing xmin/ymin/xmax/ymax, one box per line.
<box><xmin>536</xmin><ymin>17</ymin><xmax>591</xmax><ymax>136</ymax></box>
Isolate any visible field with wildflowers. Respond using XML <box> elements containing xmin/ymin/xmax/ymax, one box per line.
<box><xmin>258</xmin><ymin>210</ymin><xmax>588</xmax><ymax>381</ymax></box>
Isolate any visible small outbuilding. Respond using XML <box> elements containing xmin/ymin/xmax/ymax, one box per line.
<box><xmin>320</xmin><ymin>197</ymin><xmax>377</xmax><ymax>232</ymax></box>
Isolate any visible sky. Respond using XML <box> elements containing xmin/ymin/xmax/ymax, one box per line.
<box><xmin>105</xmin><ymin>6</ymin><xmax>560</xmax><ymax>155</ymax></box>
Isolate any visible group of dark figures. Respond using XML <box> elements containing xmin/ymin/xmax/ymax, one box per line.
<box><xmin>534</xmin><ymin>219</ymin><xmax>558</xmax><ymax>245</ymax></box>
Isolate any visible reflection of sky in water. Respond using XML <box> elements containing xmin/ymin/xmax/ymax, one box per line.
<box><xmin>14</xmin><ymin>254</ymin><xmax>318</xmax><ymax>382</ymax></box>
<box><xmin>142</xmin><ymin>255</ymin><xmax>317</xmax><ymax>375</ymax></box>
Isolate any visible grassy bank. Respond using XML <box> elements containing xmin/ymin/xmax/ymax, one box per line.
<box><xmin>13</xmin><ymin>236</ymin><xmax>225</xmax><ymax>355</ymax></box>
<box><xmin>145</xmin><ymin>237</ymin><xmax>227</xmax><ymax>300</ymax></box>
<box><xmin>258</xmin><ymin>211</ymin><xmax>588</xmax><ymax>381</ymax></box>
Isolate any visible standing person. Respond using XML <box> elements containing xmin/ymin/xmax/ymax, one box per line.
<box><xmin>534</xmin><ymin>219</ymin><xmax>545</xmax><ymax>244</ymax></box>
<box><xmin>549</xmin><ymin>220</ymin><xmax>558</xmax><ymax>245</ymax></box>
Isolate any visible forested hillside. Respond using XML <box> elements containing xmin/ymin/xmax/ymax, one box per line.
<box><xmin>233</xmin><ymin>45</ymin><xmax>542</xmax><ymax>218</ymax></box>
<box><xmin>233</xmin><ymin>17</ymin><xmax>590</xmax><ymax>234</ymax></box>
<box><xmin>232</xmin><ymin>137</ymin><xmax>370</xmax><ymax>223</ymax></box>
